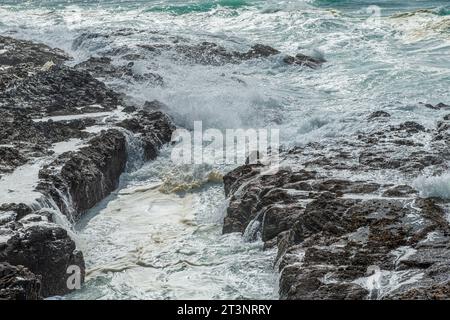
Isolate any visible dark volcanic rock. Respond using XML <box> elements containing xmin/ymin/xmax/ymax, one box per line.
<box><xmin>36</xmin><ymin>111</ymin><xmax>174</xmax><ymax>221</ymax></box>
<box><xmin>1</xmin><ymin>36</ymin><xmax>175</xmax><ymax>300</ymax></box>
<box><xmin>37</xmin><ymin>129</ymin><xmax>127</xmax><ymax>221</ymax></box>
<box><xmin>143</xmin><ymin>100</ymin><xmax>170</xmax><ymax>112</ymax></box>
<box><xmin>75</xmin><ymin>56</ymin><xmax>164</xmax><ymax>86</ymax></box>
<box><xmin>382</xmin><ymin>185</ymin><xmax>418</xmax><ymax>197</ymax></box>
<box><xmin>1</xmin><ymin>65</ymin><xmax>120</xmax><ymax>116</ymax></box>
<box><xmin>0</xmin><ymin>262</ymin><xmax>42</xmax><ymax>300</ymax></box>
<box><xmin>1</xmin><ymin>224</ymin><xmax>84</xmax><ymax>297</ymax></box>
<box><xmin>282</xmin><ymin>53</ymin><xmax>326</xmax><ymax>69</ymax></box>
<box><xmin>117</xmin><ymin>110</ymin><xmax>175</xmax><ymax>160</ymax></box>
<box><xmin>423</xmin><ymin>103</ymin><xmax>450</xmax><ymax>110</ymax></box>
<box><xmin>0</xmin><ymin>36</ymin><xmax>68</xmax><ymax>67</ymax></box>
<box><xmin>0</xmin><ymin>108</ymin><xmax>92</xmax><ymax>171</ymax></box>
<box><xmin>172</xmin><ymin>42</ymin><xmax>324</xmax><ymax>68</ymax></box>
<box><xmin>0</xmin><ymin>146</ymin><xmax>27</xmax><ymax>175</ymax></box>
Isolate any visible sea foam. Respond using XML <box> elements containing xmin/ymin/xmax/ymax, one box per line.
<box><xmin>413</xmin><ymin>172</ymin><xmax>450</xmax><ymax>199</ymax></box>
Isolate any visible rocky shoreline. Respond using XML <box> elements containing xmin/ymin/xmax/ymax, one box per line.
<box><xmin>0</xmin><ymin>36</ymin><xmax>174</xmax><ymax>299</ymax></box>
<box><xmin>223</xmin><ymin>106</ymin><xmax>450</xmax><ymax>299</ymax></box>
<box><xmin>2</xmin><ymin>34</ymin><xmax>449</xmax><ymax>301</ymax></box>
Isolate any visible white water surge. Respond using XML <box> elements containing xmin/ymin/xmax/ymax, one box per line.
<box><xmin>68</xmin><ymin>148</ymin><xmax>278</xmax><ymax>300</ymax></box>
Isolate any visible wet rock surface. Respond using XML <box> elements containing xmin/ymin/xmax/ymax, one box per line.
<box><xmin>1</xmin><ymin>36</ymin><xmax>120</xmax><ymax>117</ymax></box>
<box><xmin>223</xmin><ymin>106</ymin><xmax>450</xmax><ymax>300</ymax></box>
<box><xmin>0</xmin><ymin>36</ymin><xmax>68</xmax><ymax>67</ymax></box>
<box><xmin>117</xmin><ymin>110</ymin><xmax>175</xmax><ymax>160</ymax></box>
<box><xmin>167</xmin><ymin>42</ymin><xmax>325</xmax><ymax>68</ymax></box>
<box><xmin>72</xmin><ymin>31</ymin><xmax>325</xmax><ymax>70</ymax></box>
<box><xmin>0</xmin><ymin>37</ymin><xmax>175</xmax><ymax>299</ymax></box>
<box><xmin>37</xmin><ymin>129</ymin><xmax>128</xmax><ymax>221</ymax></box>
<box><xmin>0</xmin><ymin>108</ymin><xmax>93</xmax><ymax>175</ymax></box>
<box><xmin>1</xmin><ymin>65</ymin><xmax>120</xmax><ymax>117</ymax></box>
<box><xmin>75</xmin><ymin>56</ymin><xmax>164</xmax><ymax>86</ymax></box>
<box><xmin>0</xmin><ymin>262</ymin><xmax>42</xmax><ymax>300</ymax></box>
<box><xmin>1</xmin><ymin>222</ymin><xmax>85</xmax><ymax>297</ymax></box>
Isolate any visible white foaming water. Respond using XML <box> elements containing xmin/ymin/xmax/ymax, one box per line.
<box><xmin>0</xmin><ymin>139</ymin><xmax>87</xmax><ymax>205</ymax></box>
<box><xmin>413</xmin><ymin>172</ymin><xmax>450</xmax><ymax>199</ymax></box>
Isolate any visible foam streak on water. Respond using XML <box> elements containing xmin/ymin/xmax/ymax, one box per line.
<box><xmin>68</xmin><ymin>153</ymin><xmax>278</xmax><ymax>300</ymax></box>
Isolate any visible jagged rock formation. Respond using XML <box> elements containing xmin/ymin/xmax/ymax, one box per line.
<box><xmin>0</xmin><ymin>262</ymin><xmax>42</xmax><ymax>300</ymax></box>
<box><xmin>0</xmin><ymin>36</ymin><xmax>68</xmax><ymax>66</ymax></box>
<box><xmin>75</xmin><ymin>56</ymin><xmax>164</xmax><ymax>86</ymax></box>
<box><xmin>223</xmin><ymin>108</ymin><xmax>450</xmax><ymax>300</ymax></box>
<box><xmin>1</xmin><ymin>222</ymin><xmax>85</xmax><ymax>297</ymax></box>
<box><xmin>0</xmin><ymin>36</ymin><xmax>175</xmax><ymax>299</ymax></box>
<box><xmin>154</xmin><ymin>41</ymin><xmax>325</xmax><ymax>68</ymax></box>
<box><xmin>117</xmin><ymin>110</ymin><xmax>175</xmax><ymax>160</ymax></box>
<box><xmin>72</xmin><ymin>31</ymin><xmax>325</xmax><ymax>69</ymax></box>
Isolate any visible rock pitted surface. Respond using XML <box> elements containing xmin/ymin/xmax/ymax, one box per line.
<box><xmin>223</xmin><ymin>109</ymin><xmax>450</xmax><ymax>300</ymax></box>
<box><xmin>0</xmin><ymin>36</ymin><xmax>68</xmax><ymax>66</ymax></box>
<box><xmin>0</xmin><ymin>262</ymin><xmax>42</xmax><ymax>300</ymax></box>
<box><xmin>1</xmin><ymin>65</ymin><xmax>120</xmax><ymax>117</ymax></box>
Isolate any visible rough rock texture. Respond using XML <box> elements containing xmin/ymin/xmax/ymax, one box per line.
<box><xmin>0</xmin><ymin>262</ymin><xmax>42</xmax><ymax>300</ymax></box>
<box><xmin>117</xmin><ymin>110</ymin><xmax>175</xmax><ymax>160</ymax></box>
<box><xmin>1</xmin><ymin>36</ymin><xmax>175</xmax><ymax>299</ymax></box>
<box><xmin>0</xmin><ymin>36</ymin><xmax>68</xmax><ymax>66</ymax></box>
<box><xmin>0</xmin><ymin>203</ymin><xmax>83</xmax><ymax>298</ymax></box>
<box><xmin>75</xmin><ymin>56</ymin><xmax>164</xmax><ymax>86</ymax></box>
<box><xmin>0</xmin><ymin>108</ymin><xmax>93</xmax><ymax>175</ymax></box>
<box><xmin>1</xmin><ymin>65</ymin><xmax>120</xmax><ymax>116</ymax></box>
<box><xmin>173</xmin><ymin>42</ymin><xmax>325</xmax><ymax>68</ymax></box>
<box><xmin>223</xmin><ymin>107</ymin><xmax>450</xmax><ymax>300</ymax></box>
<box><xmin>1</xmin><ymin>36</ymin><xmax>120</xmax><ymax>117</ymax></box>
<box><xmin>72</xmin><ymin>33</ymin><xmax>325</xmax><ymax>72</ymax></box>
<box><xmin>1</xmin><ymin>223</ymin><xmax>84</xmax><ymax>297</ymax></box>
<box><xmin>37</xmin><ymin>129</ymin><xmax>127</xmax><ymax>221</ymax></box>
<box><xmin>36</xmin><ymin>110</ymin><xmax>174</xmax><ymax>221</ymax></box>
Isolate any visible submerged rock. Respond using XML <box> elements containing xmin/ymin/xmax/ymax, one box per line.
<box><xmin>149</xmin><ymin>41</ymin><xmax>325</xmax><ymax>68</ymax></box>
<box><xmin>423</xmin><ymin>102</ymin><xmax>450</xmax><ymax>110</ymax></box>
<box><xmin>282</xmin><ymin>53</ymin><xmax>326</xmax><ymax>68</ymax></box>
<box><xmin>368</xmin><ymin>110</ymin><xmax>391</xmax><ymax>120</ymax></box>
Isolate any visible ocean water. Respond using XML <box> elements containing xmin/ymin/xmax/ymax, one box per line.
<box><xmin>1</xmin><ymin>0</ymin><xmax>449</xmax><ymax>299</ymax></box>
